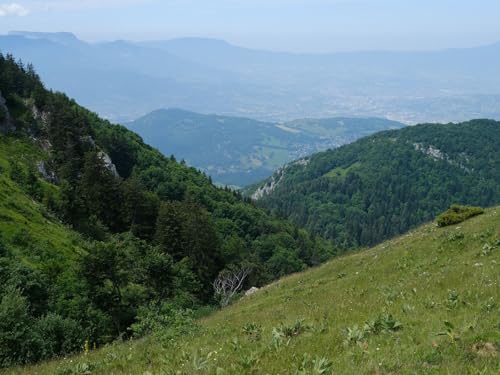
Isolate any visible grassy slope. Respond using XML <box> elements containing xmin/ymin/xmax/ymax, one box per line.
<box><xmin>0</xmin><ymin>136</ymin><xmax>83</xmax><ymax>266</ymax></box>
<box><xmin>11</xmin><ymin>208</ymin><xmax>500</xmax><ymax>374</ymax></box>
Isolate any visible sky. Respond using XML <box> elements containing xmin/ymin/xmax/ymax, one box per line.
<box><xmin>0</xmin><ymin>0</ymin><xmax>500</xmax><ymax>53</ymax></box>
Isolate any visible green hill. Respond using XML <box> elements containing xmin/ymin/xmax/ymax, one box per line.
<box><xmin>0</xmin><ymin>54</ymin><xmax>334</xmax><ymax>368</ymax></box>
<box><xmin>13</xmin><ymin>207</ymin><xmax>500</xmax><ymax>374</ymax></box>
<box><xmin>0</xmin><ymin>136</ymin><xmax>85</xmax><ymax>264</ymax></box>
<box><xmin>250</xmin><ymin>120</ymin><xmax>500</xmax><ymax>249</ymax></box>
<box><xmin>127</xmin><ymin>109</ymin><xmax>404</xmax><ymax>187</ymax></box>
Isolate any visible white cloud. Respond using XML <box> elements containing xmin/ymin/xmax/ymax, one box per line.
<box><xmin>29</xmin><ymin>0</ymin><xmax>151</xmax><ymax>12</ymax></box>
<box><xmin>0</xmin><ymin>3</ymin><xmax>29</xmax><ymax>16</ymax></box>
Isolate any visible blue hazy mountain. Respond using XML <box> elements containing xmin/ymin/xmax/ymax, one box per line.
<box><xmin>127</xmin><ymin>108</ymin><xmax>404</xmax><ymax>186</ymax></box>
<box><xmin>1</xmin><ymin>32</ymin><xmax>500</xmax><ymax>123</ymax></box>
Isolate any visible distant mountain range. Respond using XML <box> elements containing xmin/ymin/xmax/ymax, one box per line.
<box><xmin>127</xmin><ymin>109</ymin><xmax>404</xmax><ymax>186</ymax></box>
<box><xmin>1</xmin><ymin>31</ymin><xmax>500</xmax><ymax>123</ymax></box>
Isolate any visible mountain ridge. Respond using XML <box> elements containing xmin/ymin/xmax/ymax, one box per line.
<box><xmin>126</xmin><ymin>108</ymin><xmax>405</xmax><ymax>186</ymax></box>
<box><xmin>8</xmin><ymin>31</ymin><xmax>500</xmax><ymax>54</ymax></box>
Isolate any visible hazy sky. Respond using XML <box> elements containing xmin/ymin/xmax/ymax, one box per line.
<box><xmin>1</xmin><ymin>0</ymin><xmax>500</xmax><ymax>52</ymax></box>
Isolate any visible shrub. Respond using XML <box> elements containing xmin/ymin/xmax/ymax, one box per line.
<box><xmin>32</xmin><ymin>313</ymin><xmax>84</xmax><ymax>360</ymax></box>
<box><xmin>0</xmin><ymin>288</ymin><xmax>87</xmax><ymax>368</ymax></box>
<box><xmin>436</xmin><ymin>205</ymin><xmax>484</xmax><ymax>227</ymax></box>
<box><xmin>0</xmin><ymin>288</ymin><xmax>34</xmax><ymax>367</ymax></box>
<box><xmin>129</xmin><ymin>303</ymin><xmax>196</xmax><ymax>339</ymax></box>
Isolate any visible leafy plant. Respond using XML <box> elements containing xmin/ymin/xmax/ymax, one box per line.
<box><xmin>345</xmin><ymin>313</ymin><xmax>402</xmax><ymax>345</ymax></box>
<box><xmin>364</xmin><ymin>313</ymin><xmax>403</xmax><ymax>334</ymax></box>
<box><xmin>64</xmin><ymin>362</ymin><xmax>97</xmax><ymax>375</ymax></box>
<box><xmin>445</xmin><ymin>290</ymin><xmax>461</xmax><ymax>310</ymax></box>
<box><xmin>311</xmin><ymin>357</ymin><xmax>334</xmax><ymax>374</ymax></box>
<box><xmin>481</xmin><ymin>297</ymin><xmax>496</xmax><ymax>312</ymax></box>
<box><xmin>344</xmin><ymin>325</ymin><xmax>367</xmax><ymax>346</ymax></box>
<box><xmin>242</xmin><ymin>322</ymin><xmax>262</xmax><ymax>341</ymax></box>
<box><xmin>238</xmin><ymin>351</ymin><xmax>260</xmax><ymax>371</ymax></box>
<box><xmin>480</xmin><ymin>242</ymin><xmax>496</xmax><ymax>256</ymax></box>
<box><xmin>447</xmin><ymin>231</ymin><xmax>464</xmax><ymax>241</ymax></box>
<box><xmin>274</xmin><ymin>318</ymin><xmax>310</xmax><ymax>338</ymax></box>
<box><xmin>295</xmin><ymin>354</ymin><xmax>334</xmax><ymax>375</ymax></box>
<box><xmin>436</xmin><ymin>321</ymin><xmax>460</xmax><ymax>343</ymax></box>
<box><xmin>190</xmin><ymin>350</ymin><xmax>212</xmax><ymax>371</ymax></box>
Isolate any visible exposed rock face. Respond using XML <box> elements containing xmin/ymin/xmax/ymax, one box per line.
<box><xmin>31</xmin><ymin>104</ymin><xmax>50</xmax><ymax>129</ymax></box>
<box><xmin>413</xmin><ymin>142</ymin><xmax>471</xmax><ymax>172</ymax></box>
<box><xmin>252</xmin><ymin>169</ymin><xmax>284</xmax><ymax>200</ymax></box>
<box><xmin>245</xmin><ymin>287</ymin><xmax>259</xmax><ymax>296</ymax></box>
<box><xmin>81</xmin><ymin>135</ymin><xmax>96</xmax><ymax>148</ymax></box>
<box><xmin>251</xmin><ymin>158</ymin><xmax>309</xmax><ymax>200</ymax></box>
<box><xmin>0</xmin><ymin>90</ymin><xmax>15</xmax><ymax>134</ymax></box>
<box><xmin>36</xmin><ymin>161</ymin><xmax>58</xmax><ymax>183</ymax></box>
<box><xmin>98</xmin><ymin>151</ymin><xmax>119</xmax><ymax>177</ymax></box>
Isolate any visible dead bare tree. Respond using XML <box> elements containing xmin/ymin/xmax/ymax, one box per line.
<box><xmin>213</xmin><ymin>267</ymin><xmax>251</xmax><ymax>307</ymax></box>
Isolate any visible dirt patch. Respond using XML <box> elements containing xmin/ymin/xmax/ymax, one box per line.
<box><xmin>471</xmin><ymin>342</ymin><xmax>498</xmax><ymax>357</ymax></box>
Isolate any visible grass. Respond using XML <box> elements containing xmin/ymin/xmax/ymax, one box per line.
<box><xmin>8</xmin><ymin>206</ymin><xmax>500</xmax><ymax>374</ymax></box>
<box><xmin>323</xmin><ymin>162</ymin><xmax>361</xmax><ymax>179</ymax></box>
<box><xmin>0</xmin><ymin>136</ymin><xmax>83</xmax><ymax>268</ymax></box>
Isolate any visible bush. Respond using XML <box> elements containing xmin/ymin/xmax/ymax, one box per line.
<box><xmin>129</xmin><ymin>303</ymin><xmax>196</xmax><ymax>339</ymax></box>
<box><xmin>32</xmin><ymin>313</ymin><xmax>84</xmax><ymax>360</ymax></box>
<box><xmin>0</xmin><ymin>288</ymin><xmax>34</xmax><ymax>367</ymax></box>
<box><xmin>0</xmin><ymin>288</ymin><xmax>85</xmax><ymax>368</ymax></box>
<box><xmin>436</xmin><ymin>205</ymin><xmax>484</xmax><ymax>227</ymax></box>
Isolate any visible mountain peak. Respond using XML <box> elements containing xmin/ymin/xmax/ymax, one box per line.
<box><xmin>8</xmin><ymin>31</ymin><xmax>82</xmax><ymax>45</ymax></box>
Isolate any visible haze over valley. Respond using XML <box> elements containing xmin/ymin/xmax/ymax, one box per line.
<box><xmin>1</xmin><ymin>31</ymin><xmax>500</xmax><ymax>124</ymax></box>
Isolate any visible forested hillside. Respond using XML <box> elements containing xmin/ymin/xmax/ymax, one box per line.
<box><xmin>128</xmin><ymin>108</ymin><xmax>403</xmax><ymax>186</ymax></box>
<box><xmin>0</xmin><ymin>54</ymin><xmax>334</xmax><ymax>367</ymax></box>
<box><xmin>252</xmin><ymin>120</ymin><xmax>500</xmax><ymax>248</ymax></box>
